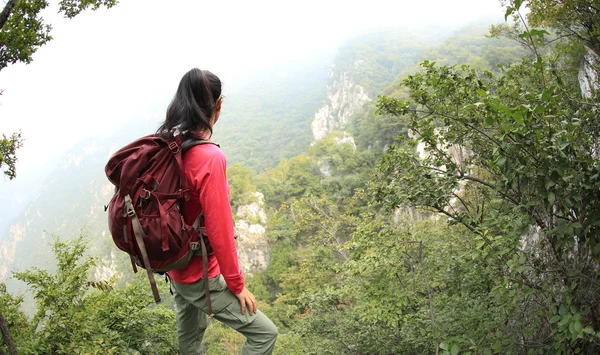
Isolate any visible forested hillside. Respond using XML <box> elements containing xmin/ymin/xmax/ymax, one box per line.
<box><xmin>2</xmin><ymin>1</ymin><xmax>600</xmax><ymax>353</ymax></box>
<box><xmin>213</xmin><ymin>56</ymin><xmax>331</xmax><ymax>171</ymax></box>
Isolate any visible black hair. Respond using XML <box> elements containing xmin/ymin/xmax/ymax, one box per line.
<box><xmin>158</xmin><ymin>68</ymin><xmax>221</xmax><ymax>138</ymax></box>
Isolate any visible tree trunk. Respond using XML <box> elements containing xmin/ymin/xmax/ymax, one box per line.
<box><xmin>0</xmin><ymin>312</ymin><xmax>18</xmax><ymax>355</ymax></box>
<box><xmin>0</xmin><ymin>0</ymin><xmax>18</xmax><ymax>32</ymax></box>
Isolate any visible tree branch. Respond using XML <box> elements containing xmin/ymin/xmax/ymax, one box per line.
<box><xmin>452</xmin><ymin>192</ymin><xmax>471</xmax><ymax>214</ymax></box>
<box><xmin>516</xmin><ymin>7</ymin><xmax>547</xmax><ymax>89</ymax></box>
<box><xmin>0</xmin><ymin>0</ymin><xmax>17</xmax><ymax>32</ymax></box>
<box><xmin>459</xmin><ymin>173</ymin><xmax>547</xmax><ymax>228</ymax></box>
<box><xmin>0</xmin><ymin>312</ymin><xmax>18</xmax><ymax>355</ymax></box>
<box><xmin>415</xmin><ymin>109</ymin><xmax>504</xmax><ymax>148</ymax></box>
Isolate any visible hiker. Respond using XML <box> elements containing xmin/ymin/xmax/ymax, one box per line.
<box><xmin>159</xmin><ymin>68</ymin><xmax>278</xmax><ymax>354</ymax></box>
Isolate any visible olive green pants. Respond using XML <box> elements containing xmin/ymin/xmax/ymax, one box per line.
<box><xmin>172</xmin><ymin>275</ymin><xmax>278</xmax><ymax>355</ymax></box>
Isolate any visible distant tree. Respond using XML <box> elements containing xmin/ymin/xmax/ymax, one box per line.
<box><xmin>0</xmin><ymin>0</ymin><xmax>118</xmax><ymax>180</ymax></box>
<box><xmin>227</xmin><ymin>163</ymin><xmax>258</xmax><ymax>213</ymax></box>
<box><xmin>0</xmin><ymin>131</ymin><xmax>23</xmax><ymax>180</ymax></box>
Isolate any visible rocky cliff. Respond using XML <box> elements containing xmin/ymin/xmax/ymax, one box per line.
<box><xmin>311</xmin><ymin>68</ymin><xmax>371</xmax><ymax>142</ymax></box>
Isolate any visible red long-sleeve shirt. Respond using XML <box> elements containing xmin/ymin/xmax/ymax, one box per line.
<box><xmin>168</xmin><ymin>138</ymin><xmax>244</xmax><ymax>294</ymax></box>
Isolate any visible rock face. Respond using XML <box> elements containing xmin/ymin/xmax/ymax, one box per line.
<box><xmin>579</xmin><ymin>48</ymin><xmax>599</xmax><ymax>99</ymax></box>
<box><xmin>311</xmin><ymin>70</ymin><xmax>371</xmax><ymax>142</ymax></box>
<box><xmin>94</xmin><ymin>250</ymin><xmax>122</xmax><ymax>281</ymax></box>
<box><xmin>235</xmin><ymin>192</ymin><xmax>269</xmax><ymax>276</ymax></box>
<box><xmin>0</xmin><ymin>223</ymin><xmax>27</xmax><ymax>280</ymax></box>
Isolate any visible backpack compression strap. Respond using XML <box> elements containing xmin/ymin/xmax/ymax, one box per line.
<box><xmin>193</xmin><ymin>214</ymin><xmax>213</xmax><ymax>316</ymax></box>
<box><xmin>125</xmin><ymin>194</ymin><xmax>161</xmax><ymax>303</ymax></box>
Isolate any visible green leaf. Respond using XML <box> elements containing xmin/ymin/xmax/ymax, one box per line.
<box><xmin>559</xmin><ymin>314</ymin><xmax>572</xmax><ymax>326</ymax></box>
<box><xmin>451</xmin><ymin>344</ymin><xmax>460</xmax><ymax>355</ymax></box>
<box><xmin>545</xmin><ymin>178</ymin><xmax>555</xmax><ymax>190</ymax></box>
<box><xmin>514</xmin><ymin>0</ymin><xmax>523</xmax><ymax>10</ymax></box>
<box><xmin>583</xmin><ymin>326</ymin><xmax>595</xmax><ymax>334</ymax></box>
<box><xmin>530</xmin><ymin>29</ymin><xmax>550</xmax><ymax>37</ymax></box>
<box><xmin>573</xmin><ymin>320</ymin><xmax>582</xmax><ymax>333</ymax></box>
<box><xmin>593</xmin><ymin>243</ymin><xmax>600</xmax><ymax>256</ymax></box>
<box><xmin>496</xmin><ymin>155</ymin><xmax>507</xmax><ymax>167</ymax></box>
<box><xmin>569</xmin><ymin>321</ymin><xmax>579</xmax><ymax>334</ymax></box>
<box><xmin>533</xmin><ymin>104</ymin><xmax>545</xmax><ymax>114</ymax></box>
<box><xmin>440</xmin><ymin>342</ymin><xmax>449</xmax><ymax>350</ymax></box>
<box><xmin>559</xmin><ymin>304</ymin><xmax>567</xmax><ymax>316</ymax></box>
<box><xmin>548</xmin><ymin>192</ymin><xmax>555</xmax><ymax>205</ymax></box>
<box><xmin>549</xmin><ymin>315</ymin><xmax>561</xmax><ymax>323</ymax></box>
<box><xmin>513</xmin><ymin>110</ymin><xmax>525</xmax><ymax>125</ymax></box>
<box><xmin>541</xmin><ymin>87</ymin><xmax>555</xmax><ymax>101</ymax></box>
<box><xmin>505</xmin><ymin>7</ymin><xmax>515</xmax><ymax>21</ymax></box>
<box><xmin>476</xmin><ymin>89</ymin><xmax>487</xmax><ymax>97</ymax></box>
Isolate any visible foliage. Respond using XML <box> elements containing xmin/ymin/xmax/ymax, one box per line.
<box><xmin>2</xmin><ymin>235</ymin><xmax>178</xmax><ymax>354</ymax></box>
<box><xmin>227</xmin><ymin>163</ymin><xmax>258</xmax><ymax>214</ymax></box>
<box><xmin>375</xmin><ymin>20</ymin><xmax>600</xmax><ymax>352</ymax></box>
<box><xmin>257</xmin><ymin>154</ymin><xmax>324</xmax><ymax>210</ymax></box>
<box><xmin>0</xmin><ymin>131</ymin><xmax>23</xmax><ymax>180</ymax></box>
<box><xmin>527</xmin><ymin>0</ymin><xmax>600</xmax><ymax>57</ymax></box>
<box><xmin>246</xmin><ymin>3</ymin><xmax>600</xmax><ymax>353</ymax></box>
<box><xmin>0</xmin><ymin>283</ymin><xmax>28</xmax><ymax>352</ymax></box>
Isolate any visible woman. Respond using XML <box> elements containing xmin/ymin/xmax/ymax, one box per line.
<box><xmin>159</xmin><ymin>68</ymin><xmax>278</xmax><ymax>355</ymax></box>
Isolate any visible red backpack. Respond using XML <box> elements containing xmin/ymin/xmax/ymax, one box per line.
<box><xmin>105</xmin><ymin>133</ymin><xmax>217</xmax><ymax>311</ymax></box>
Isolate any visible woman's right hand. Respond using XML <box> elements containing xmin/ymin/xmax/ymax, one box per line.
<box><xmin>235</xmin><ymin>286</ymin><xmax>257</xmax><ymax>315</ymax></box>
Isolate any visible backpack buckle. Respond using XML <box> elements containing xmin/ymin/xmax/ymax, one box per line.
<box><xmin>168</xmin><ymin>142</ymin><xmax>179</xmax><ymax>153</ymax></box>
<box><xmin>189</xmin><ymin>242</ymin><xmax>200</xmax><ymax>251</ymax></box>
<box><xmin>140</xmin><ymin>189</ymin><xmax>151</xmax><ymax>199</ymax></box>
<box><xmin>124</xmin><ymin>195</ymin><xmax>136</xmax><ymax>217</ymax></box>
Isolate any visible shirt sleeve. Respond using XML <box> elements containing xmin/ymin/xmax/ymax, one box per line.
<box><xmin>197</xmin><ymin>149</ymin><xmax>244</xmax><ymax>294</ymax></box>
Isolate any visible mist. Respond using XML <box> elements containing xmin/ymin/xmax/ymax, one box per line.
<box><xmin>0</xmin><ymin>0</ymin><xmax>505</xmax><ymax>233</ymax></box>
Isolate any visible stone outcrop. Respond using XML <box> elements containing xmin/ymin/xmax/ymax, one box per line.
<box><xmin>94</xmin><ymin>250</ymin><xmax>122</xmax><ymax>281</ymax></box>
<box><xmin>235</xmin><ymin>192</ymin><xmax>269</xmax><ymax>276</ymax></box>
<box><xmin>311</xmin><ymin>70</ymin><xmax>370</xmax><ymax>142</ymax></box>
<box><xmin>579</xmin><ymin>48</ymin><xmax>599</xmax><ymax>99</ymax></box>
<box><xmin>0</xmin><ymin>222</ymin><xmax>27</xmax><ymax>280</ymax></box>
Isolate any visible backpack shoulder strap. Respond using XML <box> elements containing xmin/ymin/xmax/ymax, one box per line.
<box><xmin>181</xmin><ymin>137</ymin><xmax>220</xmax><ymax>153</ymax></box>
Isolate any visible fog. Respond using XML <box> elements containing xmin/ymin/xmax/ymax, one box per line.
<box><xmin>0</xmin><ymin>0</ymin><xmax>505</xmax><ymax>231</ymax></box>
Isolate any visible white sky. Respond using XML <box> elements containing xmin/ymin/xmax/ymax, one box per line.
<box><xmin>0</xmin><ymin>0</ymin><xmax>504</xmax><ymax>185</ymax></box>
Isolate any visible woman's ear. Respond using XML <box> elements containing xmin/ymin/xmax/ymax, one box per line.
<box><xmin>215</xmin><ymin>97</ymin><xmax>222</xmax><ymax>113</ymax></box>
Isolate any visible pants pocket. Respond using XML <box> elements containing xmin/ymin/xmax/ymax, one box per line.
<box><xmin>222</xmin><ymin>298</ymin><xmax>257</xmax><ymax>326</ymax></box>
<box><xmin>204</xmin><ymin>275</ymin><xmax>234</xmax><ymax>313</ymax></box>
